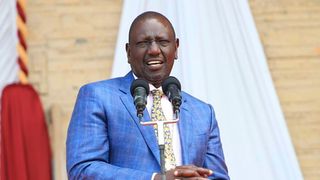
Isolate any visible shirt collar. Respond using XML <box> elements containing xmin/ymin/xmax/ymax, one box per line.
<box><xmin>132</xmin><ymin>72</ymin><xmax>163</xmax><ymax>93</ymax></box>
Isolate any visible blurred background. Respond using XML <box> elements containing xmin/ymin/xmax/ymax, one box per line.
<box><xmin>1</xmin><ymin>0</ymin><xmax>320</xmax><ymax>179</ymax></box>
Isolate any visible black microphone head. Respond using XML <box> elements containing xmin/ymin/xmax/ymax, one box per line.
<box><xmin>162</xmin><ymin>76</ymin><xmax>181</xmax><ymax>94</ymax></box>
<box><xmin>162</xmin><ymin>76</ymin><xmax>182</xmax><ymax>117</ymax></box>
<box><xmin>130</xmin><ymin>79</ymin><xmax>150</xmax><ymax>97</ymax></box>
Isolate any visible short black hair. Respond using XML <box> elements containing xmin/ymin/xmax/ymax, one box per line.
<box><xmin>128</xmin><ymin>11</ymin><xmax>176</xmax><ymax>43</ymax></box>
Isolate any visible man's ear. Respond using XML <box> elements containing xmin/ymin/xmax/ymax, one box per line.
<box><xmin>175</xmin><ymin>38</ymin><xmax>180</xmax><ymax>59</ymax></box>
<box><xmin>125</xmin><ymin>43</ymin><xmax>131</xmax><ymax>63</ymax></box>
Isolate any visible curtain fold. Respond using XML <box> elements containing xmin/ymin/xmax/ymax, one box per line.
<box><xmin>111</xmin><ymin>0</ymin><xmax>303</xmax><ymax>179</ymax></box>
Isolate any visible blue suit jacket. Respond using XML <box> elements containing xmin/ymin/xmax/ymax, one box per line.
<box><xmin>66</xmin><ymin>72</ymin><xmax>229</xmax><ymax>180</ymax></box>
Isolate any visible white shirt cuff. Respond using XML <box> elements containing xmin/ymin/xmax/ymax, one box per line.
<box><xmin>151</xmin><ymin>173</ymin><xmax>157</xmax><ymax>180</ymax></box>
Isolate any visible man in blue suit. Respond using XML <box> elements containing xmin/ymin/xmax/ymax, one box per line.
<box><xmin>67</xmin><ymin>11</ymin><xmax>229</xmax><ymax>180</ymax></box>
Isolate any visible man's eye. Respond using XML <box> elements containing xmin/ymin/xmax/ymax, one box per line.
<box><xmin>158</xmin><ymin>40</ymin><xmax>170</xmax><ymax>46</ymax></box>
<box><xmin>136</xmin><ymin>41</ymin><xmax>149</xmax><ymax>47</ymax></box>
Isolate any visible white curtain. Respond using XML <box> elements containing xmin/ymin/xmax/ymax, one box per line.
<box><xmin>112</xmin><ymin>0</ymin><xmax>303</xmax><ymax>179</ymax></box>
<box><xmin>0</xmin><ymin>1</ymin><xmax>18</xmax><ymax>177</ymax></box>
<box><xmin>0</xmin><ymin>0</ymin><xmax>18</xmax><ymax>94</ymax></box>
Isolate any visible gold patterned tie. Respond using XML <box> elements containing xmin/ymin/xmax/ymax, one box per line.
<box><xmin>151</xmin><ymin>89</ymin><xmax>176</xmax><ymax>171</ymax></box>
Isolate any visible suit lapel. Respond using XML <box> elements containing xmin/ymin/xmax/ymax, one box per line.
<box><xmin>118</xmin><ymin>72</ymin><xmax>160</xmax><ymax>165</ymax></box>
<box><xmin>178</xmin><ymin>95</ymin><xmax>193</xmax><ymax>165</ymax></box>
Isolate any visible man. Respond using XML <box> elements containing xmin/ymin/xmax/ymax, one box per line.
<box><xmin>67</xmin><ymin>11</ymin><xmax>229</xmax><ymax>180</ymax></box>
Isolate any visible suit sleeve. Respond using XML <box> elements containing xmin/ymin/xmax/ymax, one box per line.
<box><xmin>204</xmin><ymin>104</ymin><xmax>230</xmax><ymax>180</ymax></box>
<box><xmin>66</xmin><ymin>85</ymin><xmax>153</xmax><ymax>180</ymax></box>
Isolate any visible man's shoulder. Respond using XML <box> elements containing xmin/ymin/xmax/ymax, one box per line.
<box><xmin>181</xmin><ymin>91</ymin><xmax>211</xmax><ymax>110</ymax></box>
<box><xmin>83</xmin><ymin>72</ymin><xmax>132</xmax><ymax>88</ymax></box>
<box><xmin>181</xmin><ymin>91</ymin><xmax>215</xmax><ymax>121</ymax></box>
<box><xmin>83</xmin><ymin>76</ymin><xmax>124</xmax><ymax>88</ymax></box>
<box><xmin>181</xmin><ymin>91</ymin><xmax>210</xmax><ymax>107</ymax></box>
<box><xmin>78</xmin><ymin>76</ymin><xmax>129</xmax><ymax>95</ymax></box>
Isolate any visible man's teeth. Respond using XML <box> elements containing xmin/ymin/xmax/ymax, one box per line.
<box><xmin>147</xmin><ymin>61</ymin><xmax>162</xmax><ymax>65</ymax></box>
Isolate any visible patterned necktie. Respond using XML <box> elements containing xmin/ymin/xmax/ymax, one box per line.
<box><xmin>151</xmin><ymin>89</ymin><xmax>176</xmax><ymax>171</ymax></box>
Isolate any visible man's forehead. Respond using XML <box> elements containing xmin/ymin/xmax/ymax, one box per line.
<box><xmin>129</xmin><ymin>13</ymin><xmax>175</xmax><ymax>42</ymax></box>
<box><xmin>133</xmin><ymin>16</ymin><xmax>170</xmax><ymax>29</ymax></box>
<box><xmin>130</xmin><ymin>20</ymin><xmax>172</xmax><ymax>42</ymax></box>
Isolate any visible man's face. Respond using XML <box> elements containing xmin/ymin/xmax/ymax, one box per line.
<box><xmin>126</xmin><ymin>17</ymin><xmax>179</xmax><ymax>88</ymax></box>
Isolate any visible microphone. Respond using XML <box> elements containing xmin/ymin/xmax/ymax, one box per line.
<box><xmin>130</xmin><ymin>79</ymin><xmax>149</xmax><ymax>119</ymax></box>
<box><xmin>162</xmin><ymin>76</ymin><xmax>182</xmax><ymax>116</ymax></box>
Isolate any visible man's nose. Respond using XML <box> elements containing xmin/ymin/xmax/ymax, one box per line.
<box><xmin>147</xmin><ymin>41</ymin><xmax>161</xmax><ymax>55</ymax></box>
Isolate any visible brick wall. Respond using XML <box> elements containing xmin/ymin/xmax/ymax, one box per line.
<box><xmin>27</xmin><ymin>0</ymin><xmax>123</xmax><ymax>179</ymax></box>
<box><xmin>27</xmin><ymin>0</ymin><xmax>122</xmax><ymax>112</ymax></box>
<box><xmin>249</xmin><ymin>0</ymin><xmax>320</xmax><ymax>179</ymax></box>
<box><xmin>27</xmin><ymin>0</ymin><xmax>319</xmax><ymax>179</ymax></box>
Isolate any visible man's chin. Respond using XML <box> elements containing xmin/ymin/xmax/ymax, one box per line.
<box><xmin>146</xmin><ymin>76</ymin><xmax>165</xmax><ymax>88</ymax></box>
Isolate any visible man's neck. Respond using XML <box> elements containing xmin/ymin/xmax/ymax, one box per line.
<box><xmin>132</xmin><ymin>72</ymin><xmax>162</xmax><ymax>88</ymax></box>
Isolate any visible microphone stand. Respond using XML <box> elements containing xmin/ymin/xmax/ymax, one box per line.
<box><xmin>139</xmin><ymin>111</ymin><xmax>179</xmax><ymax>180</ymax></box>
